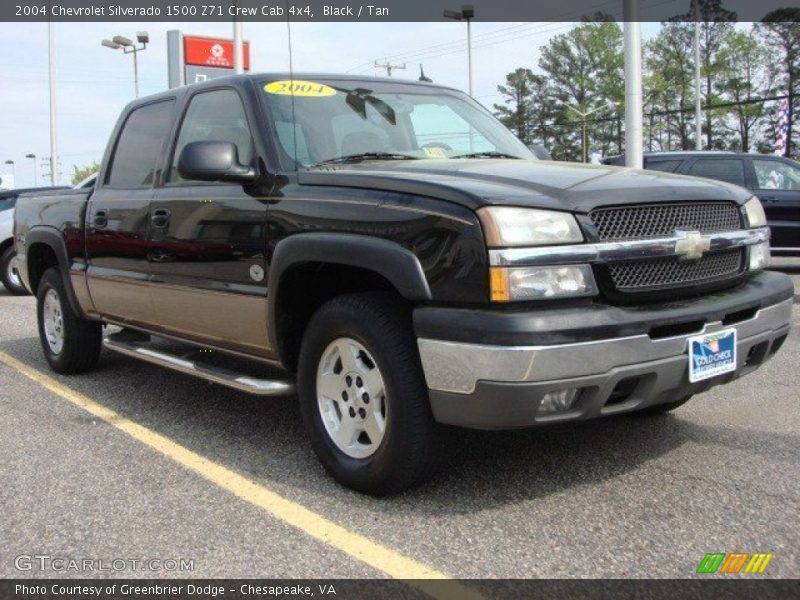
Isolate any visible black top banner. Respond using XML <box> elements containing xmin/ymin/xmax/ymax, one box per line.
<box><xmin>2</xmin><ymin>0</ymin><xmax>799</xmax><ymax>22</ymax></box>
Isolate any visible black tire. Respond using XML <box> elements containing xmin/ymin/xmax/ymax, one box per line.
<box><xmin>633</xmin><ymin>394</ymin><xmax>693</xmax><ymax>416</ymax></box>
<box><xmin>297</xmin><ymin>292</ymin><xmax>442</xmax><ymax>495</ymax></box>
<box><xmin>1</xmin><ymin>246</ymin><xmax>28</xmax><ymax>296</ymax></box>
<box><xmin>36</xmin><ymin>267</ymin><xmax>102</xmax><ymax>374</ymax></box>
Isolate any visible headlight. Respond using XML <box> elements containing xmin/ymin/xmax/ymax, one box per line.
<box><xmin>490</xmin><ymin>265</ymin><xmax>598</xmax><ymax>301</ymax></box>
<box><xmin>478</xmin><ymin>206</ymin><xmax>583</xmax><ymax>247</ymax></box>
<box><xmin>744</xmin><ymin>197</ymin><xmax>767</xmax><ymax>228</ymax></box>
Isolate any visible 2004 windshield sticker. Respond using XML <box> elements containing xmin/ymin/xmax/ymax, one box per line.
<box><xmin>264</xmin><ymin>80</ymin><xmax>337</xmax><ymax>97</ymax></box>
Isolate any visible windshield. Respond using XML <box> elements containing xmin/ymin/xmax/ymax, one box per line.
<box><xmin>260</xmin><ymin>78</ymin><xmax>534</xmax><ymax>168</ymax></box>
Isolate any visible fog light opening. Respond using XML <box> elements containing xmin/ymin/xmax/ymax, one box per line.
<box><xmin>537</xmin><ymin>388</ymin><xmax>580</xmax><ymax>415</ymax></box>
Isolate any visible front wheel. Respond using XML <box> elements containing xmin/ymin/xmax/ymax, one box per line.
<box><xmin>1</xmin><ymin>247</ymin><xmax>28</xmax><ymax>295</ymax></box>
<box><xmin>297</xmin><ymin>293</ymin><xmax>442</xmax><ymax>495</ymax></box>
<box><xmin>37</xmin><ymin>267</ymin><xmax>102</xmax><ymax>374</ymax></box>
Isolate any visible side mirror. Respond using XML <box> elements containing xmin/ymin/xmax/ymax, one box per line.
<box><xmin>177</xmin><ymin>141</ymin><xmax>257</xmax><ymax>183</ymax></box>
<box><xmin>529</xmin><ymin>144</ymin><xmax>551</xmax><ymax>160</ymax></box>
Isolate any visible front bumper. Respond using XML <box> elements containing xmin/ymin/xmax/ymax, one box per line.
<box><xmin>416</xmin><ymin>272</ymin><xmax>794</xmax><ymax>429</ymax></box>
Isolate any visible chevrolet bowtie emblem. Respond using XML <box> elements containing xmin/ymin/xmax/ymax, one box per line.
<box><xmin>674</xmin><ymin>230</ymin><xmax>711</xmax><ymax>261</ymax></box>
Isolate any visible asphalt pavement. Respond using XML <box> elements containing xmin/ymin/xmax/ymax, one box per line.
<box><xmin>1</xmin><ymin>261</ymin><xmax>798</xmax><ymax>581</ymax></box>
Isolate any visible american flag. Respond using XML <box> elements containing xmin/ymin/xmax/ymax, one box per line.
<box><xmin>774</xmin><ymin>97</ymin><xmax>790</xmax><ymax>156</ymax></box>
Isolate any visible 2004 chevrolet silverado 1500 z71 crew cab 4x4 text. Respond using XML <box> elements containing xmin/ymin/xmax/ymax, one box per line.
<box><xmin>14</xmin><ymin>75</ymin><xmax>794</xmax><ymax>494</ymax></box>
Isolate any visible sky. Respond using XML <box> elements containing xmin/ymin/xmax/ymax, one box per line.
<box><xmin>0</xmin><ymin>20</ymin><xmax>666</xmax><ymax>188</ymax></box>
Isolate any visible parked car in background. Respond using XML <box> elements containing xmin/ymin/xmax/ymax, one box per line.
<box><xmin>0</xmin><ymin>186</ymin><xmax>69</xmax><ymax>294</ymax></box>
<box><xmin>602</xmin><ymin>152</ymin><xmax>800</xmax><ymax>253</ymax></box>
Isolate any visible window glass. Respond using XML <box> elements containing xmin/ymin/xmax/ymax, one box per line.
<box><xmin>408</xmin><ymin>103</ymin><xmax>495</xmax><ymax>154</ymax></box>
<box><xmin>646</xmin><ymin>159</ymin><xmax>681</xmax><ymax>173</ymax></box>
<box><xmin>753</xmin><ymin>159</ymin><xmax>800</xmax><ymax>191</ymax></box>
<box><xmin>0</xmin><ymin>196</ymin><xmax>17</xmax><ymax>212</ymax></box>
<box><xmin>107</xmin><ymin>100</ymin><xmax>175</xmax><ymax>188</ymax></box>
<box><xmin>687</xmin><ymin>159</ymin><xmax>746</xmax><ymax>187</ymax></box>
<box><xmin>260</xmin><ymin>79</ymin><xmax>533</xmax><ymax>168</ymax></box>
<box><xmin>169</xmin><ymin>89</ymin><xmax>253</xmax><ymax>183</ymax></box>
<box><xmin>274</xmin><ymin>121</ymin><xmax>311</xmax><ymax>165</ymax></box>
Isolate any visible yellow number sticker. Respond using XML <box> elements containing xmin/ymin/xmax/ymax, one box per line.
<box><xmin>264</xmin><ymin>80</ymin><xmax>337</xmax><ymax>97</ymax></box>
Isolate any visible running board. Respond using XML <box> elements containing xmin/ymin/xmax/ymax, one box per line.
<box><xmin>103</xmin><ymin>336</ymin><xmax>295</xmax><ymax>396</ymax></box>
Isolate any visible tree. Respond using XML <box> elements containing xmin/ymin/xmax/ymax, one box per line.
<box><xmin>690</xmin><ymin>0</ymin><xmax>737</xmax><ymax>149</ymax></box>
<box><xmin>717</xmin><ymin>28</ymin><xmax>770</xmax><ymax>151</ymax></box>
<box><xmin>538</xmin><ymin>17</ymin><xmax>623</xmax><ymax>161</ymax></box>
<box><xmin>493</xmin><ymin>68</ymin><xmax>538</xmax><ymax>146</ymax></box>
<box><xmin>756</xmin><ymin>9</ymin><xmax>800</xmax><ymax>157</ymax></box>
<box><xmin>71</xmin><ymin>161</ymin><xmax>100</xmax><ymax>185</ymax></box>
<box><xmin>645</xmin><ymin>21</ymin><xmax>697</xmax><ymax>150</ymax></box>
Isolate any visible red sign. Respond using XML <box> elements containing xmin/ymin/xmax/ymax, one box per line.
<box><xmin>183</xmin><ymin>36</ymin><xmax>250</xmax><ymax>70</ymax></box>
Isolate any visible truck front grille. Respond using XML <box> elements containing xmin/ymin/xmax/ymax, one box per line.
<box><xmin>608</xmin><ymin>248</ymin><xmax>745</xmax><ymax>291</ymax></box>
<box><xmin>589</xmin><ymin>202</ymin><xmax>741</xmax><ymax>241</ymax></box>
<box><xmin>588</xmin><ymin>202</ymin><xmax>746</xmax><ymax>296</ymax></box>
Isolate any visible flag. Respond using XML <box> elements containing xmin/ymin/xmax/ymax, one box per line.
<box><xmin>774</xmin><ymin>97</ymin><xmax>790</xmax><ymax>156</ymax></box>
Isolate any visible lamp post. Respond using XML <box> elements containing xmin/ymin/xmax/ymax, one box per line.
<box><xmin>25</xmin><ymin>154</ymin><xmax>37</xmax><ymax>186</ymax></box>
<box><xmin>566</xmin><ymin>103</ymin><xmax>611</xmax><ymax>163</ymax></box>
<box><xmin>443</xmin><ymin>5</ymin><xmax>474</xmax><ymax>97</ymax></box>
<box><xmin>102</xmin><ymin>32</ymin><xmax>149</xmax><ymax>98</ymax></box>
<box><xmin>4</xmin><ymin>160</ymin><xmax>15</xmax><ymax>182</ymax></box>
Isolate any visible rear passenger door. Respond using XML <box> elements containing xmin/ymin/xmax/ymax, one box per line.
<box><xmin>148</xmin><ymin>88</ymin><xmax>270</xmax><ymax>355</ymax></box>
<box><xmin>86</xmin><ymin>99</ymin><xmax>175</xmax><ymax>326</ymax></box>
<box><xmin>751</xmin><ymin>158</ymin><xmax>800</xmax><ymax>250</ymax></box>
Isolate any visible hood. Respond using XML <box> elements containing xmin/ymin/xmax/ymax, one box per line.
<box><xmin>298</xmin><ymin>159</ymin><xmax>752</xmax><ymax>213</ymax></box>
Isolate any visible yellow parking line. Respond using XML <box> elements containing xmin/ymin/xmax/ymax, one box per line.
<box><xmin>0</xmin><ymin>350</ymin><xmax>484</xmax><ymax>600</ymax></box>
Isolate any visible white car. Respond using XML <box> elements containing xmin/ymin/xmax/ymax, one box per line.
<box><xmin>0</xmin><ymin>186</ymin><xmax>69</xmax><ymax>295</ymax></box>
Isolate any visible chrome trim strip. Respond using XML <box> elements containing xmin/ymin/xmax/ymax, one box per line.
<box><xmin>489</xmin><ymin>227</ymin><xmax>770</xmax><ymax>267</ymax></box>
<box><xmin>418</xmin><ymin>297</ymin><xmax>792</xmax><ymax>394</ymax></box>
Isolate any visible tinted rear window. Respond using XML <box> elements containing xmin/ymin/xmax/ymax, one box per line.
<box><xmin>107</xmin><ymin>100</ymin><xmax>175</xmax><ymax>188</ymax></box>
<box><xmin>646</xmin><ymin>159</ymin><xmax>682</xmax><ymax>173</ymax></box>
<box><xmin>687</xmin><ymin>159</ymin><xmax>746</xmax><ymax>187</ymax></box>
<box><xmin>0</xmin><ymin>196</ymin><xmax>17</xmax><ymax>212</ymax></box>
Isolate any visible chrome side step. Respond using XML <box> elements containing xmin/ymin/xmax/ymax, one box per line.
<box><xmin>103</xmin><ymin>335</ymin><xmax>295</xmax><ymax>396</ymax></box>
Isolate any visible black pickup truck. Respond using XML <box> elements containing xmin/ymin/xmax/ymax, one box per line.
<box><xmin>14</xmin><ymin>74</ymin><xmax>794</xmax><ymax>494</ymax></box>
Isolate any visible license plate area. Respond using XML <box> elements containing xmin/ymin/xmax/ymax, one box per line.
<box><xmin>688</xmin><ymin>328</ymin><xmax>737</xmax><ymax>383</ymax></box>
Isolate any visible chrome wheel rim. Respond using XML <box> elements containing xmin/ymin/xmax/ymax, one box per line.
<box><xmin>42</xmin><ymin>289</ymin><xmax>65</xmax><ymax>355</ymax></box>
<box><xmin>6</xmin><ymin>258</ymin><xmax>20</xmax><ymax>289</ymax></box>
<box><xmin>316</xmin><ymin>337</ymin><xmax>388</xmax><ymax>459</ymax></box>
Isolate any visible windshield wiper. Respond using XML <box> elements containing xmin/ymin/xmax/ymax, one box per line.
<box><xmin>311</xmin><ymin>152</ymin><xmax>420</xmax><ymax>167</ymax></box>
<box><xmin>450</xmin><ymin>151</ymin><xmax>522</xmax><ymax>159</ymax></box>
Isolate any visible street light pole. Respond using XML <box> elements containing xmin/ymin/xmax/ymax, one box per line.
<box><xmin>623</xmin><ymin>0</ymin><xmax>643</xmax><ymax>169</ymax></box>
<box><xmin>25</xmin><ymin>154</ymin><xmax>37</xmax><ymax>186</ymax></box>
<box><xmin>443</xmin><ymin>5</ymin><xmax>475</xmax><ymax>97</ymax></box>
<box><xmin>48</xmin><ymin>22</ymin><xmax>59</xmax><ymax>185</ymax></box>
<box><xmin>102</xmin><ymin>32</ymin><xmax>149</xmax><ymax>98</ymax></box>
<box><xmin>4</xmin><ymin>161</ymin><xmax>15</xmax><ymax>182</ymax></box>
<box><xmin>566</xmin><ymin>104</ymin><xmax>605</xmax><ymax>163</ymax></box>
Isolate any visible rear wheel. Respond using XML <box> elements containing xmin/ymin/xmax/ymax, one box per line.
<box><xmin>297</xmin><ymin>293</ymin><xmax>442</xmax><ymax>495</ymax></box>
<box><xmin>36</xmin><ymin>267</ymin><xmax>102</xmax><ymax>374</ymax></box>
<box><xmin>1</xmin><ymin>247</ymin><xmax>28</xmax><ymax>295</ymax></box>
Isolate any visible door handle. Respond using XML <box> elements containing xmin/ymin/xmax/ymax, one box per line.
<box><xmin>93</xmin><ymin>209</ymin><xmax>108</xmax><ymax>228</ymax></box>
<box><xmin>151</xmin><ymin>208</ymin><xmax>171</xmax><ymax>228</ymax></box>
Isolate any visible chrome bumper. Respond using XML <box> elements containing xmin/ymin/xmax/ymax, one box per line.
<box><xmin>418</xmin><ymin>297</ymin><xmax>792</xmax><ymax>395</ymax></box>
